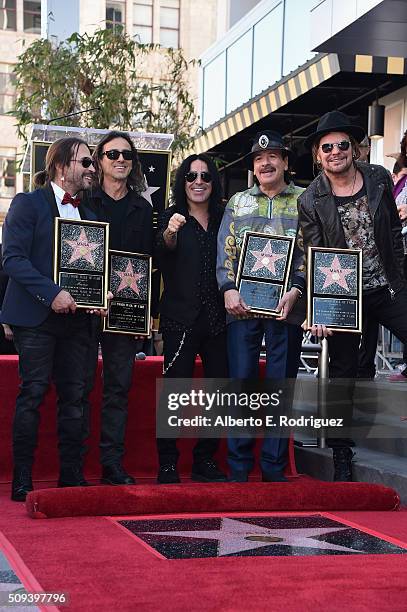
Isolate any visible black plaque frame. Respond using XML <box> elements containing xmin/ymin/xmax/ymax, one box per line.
<box><xmin>104</xmin><ymin>249</ymin><xmax>152</xmax><ymax>336</ymax></box>
<box><xmin>307</xmin><ymin>246</ymin><xmax>362</xmax><ymax>333</ymax></box>
<box><xmin>53</xmin><ymin>217</ymin><xmax>109</xmax><ymax>309</ymax></box>
<box><xmin>236</xmin><ymin>231</ymin><xmax>295</xmax><ymax>316</ymax></box>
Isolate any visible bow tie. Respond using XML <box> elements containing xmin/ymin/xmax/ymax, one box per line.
<box><xmin>61</xmin><ymin>192</ymin><xmax>81</xmax><ymax>207</ymax></box>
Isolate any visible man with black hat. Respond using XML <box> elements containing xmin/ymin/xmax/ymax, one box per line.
<box><xmin>298</xmin><ymin>110</ymin><xmax>407</xmax><ymax>481</ymax></box>
<box><xmin>217</xmin><ymin>130</ymin><xmax>306</xmax><ymax>483</ymax></box>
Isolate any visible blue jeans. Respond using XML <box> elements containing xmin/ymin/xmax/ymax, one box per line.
<box><xmin>226</xmin><ymin>318</ymin><xmax>303</xmax><ymax>475</ymax></box>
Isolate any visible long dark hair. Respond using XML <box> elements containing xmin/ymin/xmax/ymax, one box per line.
<box><xmin>172</xmin><ymin>153</ymin><xmax>222</xmax><ymax>217</ymax></box>
<box><xmin>33</xmin><ymin>137</ymin><xmax>89</xmax><ymax>188</ymax></box>
<box><xmin>93</xmin><ymin>130</ymin><xmax>145</xmax><ymax>193</ymax></box>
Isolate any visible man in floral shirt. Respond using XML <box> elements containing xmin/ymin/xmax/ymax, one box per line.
<box><xmin>216</xmin><ymin>130</ymin><xmax>305</xmax><ymax>482</ymax></box>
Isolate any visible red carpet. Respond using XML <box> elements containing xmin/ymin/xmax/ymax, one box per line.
<box><xmin>0</xmin><ymin>356</ymin><xmax>297</xmax><ymax>482</ymax></box>
<box><xmin>25</xmin><ymin>480</ymin><xmax>400</xmax><ymax>519</ymax></box>
<box><xmin>0</xmin><ymin>487</ymin><xmax>406</xmax><ymax>612</ymax></box>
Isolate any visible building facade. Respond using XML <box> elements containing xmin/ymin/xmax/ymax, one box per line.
<box><xmin>0</xmin><ymin>0</ymin><xmax>226</xmax><ymax>227</ymax></box>
<box><xmin>197</xmin><ymin>0</ymin><xmax>407</xmax><ymax>196</ymax></box>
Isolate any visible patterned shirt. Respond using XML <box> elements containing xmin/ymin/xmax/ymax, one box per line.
<box><xmin>335</xmin><ymin>185</ymin><xmax>387</xmax><ymax>291</ymax></box>
<box><xmin>160</xmin><ymin>216</ymin><xmax>226</xmax><ymax>336</ymax></box>
<box><xmin>216</xmin><ymin>182</ymin><xmax>305</xmax><ymax>323</ymax></box>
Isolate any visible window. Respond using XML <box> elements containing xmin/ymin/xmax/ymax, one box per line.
<box><xmin>0</xmin><ymin>0</ymin><xmax>16</xmax><ymax>31</ymax></box>
<box><xmin>24</xmin><ymin>0</ymin><xmax>41</xmax><ymax>34</ymax></box>
<box><xmin>0</xmin><ymin>64</ymin><xmax>15</xmax><ymax>115</ymax></box>
<box><xmin>0</xmin><ymin>153</ymin><xmax>16</xmax><ymax>198</ymax></box>
<box><xmin>133</xmin><ymin>0</ymin><xmax>153</xmax><ymax>44</ymax></box>
<box><xmin>160</xmin><ymin>0</ymin><xmax>179</xmax><ymax>48</ymax></box>
<box><xmin>106</xmin><ymin>2</ymin><xmax>125</xmax><ymax>32</ymax></box>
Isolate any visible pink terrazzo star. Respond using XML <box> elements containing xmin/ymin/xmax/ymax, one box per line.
<box><xmin>64</xmin><ymin>228</ymin><xmax>100</xmax><ymax>266</ymax></box>
<box><xmin>318</xmin><ymin>255</ymin><xmax>354</xmax><ymax>291</ymax></box>
<box><xmin>115</xmin><ymin>260</ymin><xmax>143</xmax><ymax>295</ymax></box>
<box><xmin>250</xmin><ymin>240</ymin><xmax>286</xmax><ymax>275</ymax></box>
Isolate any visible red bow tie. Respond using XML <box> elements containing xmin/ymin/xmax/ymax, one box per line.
<box><xmin>61</xmin><ymin>192</ymin><xmax>81</xmax><ymax>207</ymax></box>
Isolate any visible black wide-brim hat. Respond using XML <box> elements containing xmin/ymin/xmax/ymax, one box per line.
<box><xmin>245</xmin><ymin>130</ymin><xmax>294</xmax><ymax>169</ymax></box>
<box><xmin>304</xmin><ymin>110</ymin><xmax>366</xmax><ymax>150</ymax></box>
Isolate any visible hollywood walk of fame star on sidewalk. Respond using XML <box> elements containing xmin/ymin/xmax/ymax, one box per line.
<box><xmin>115</xmin><ymin>260</ymin><xmax>144</xmax><ymax>295</ymax></box>
<box><xmin>318</xmin><ymin>255</ymin><xmax>354</xmax><ymax>291</ymax></box>
<box><xmin>64</xmin><ymin>228</ymin><xmax>100</xmax><ymax>266</ymax></box>
<box><xmin>250</xmin><ymin>240</ymin><xmax>286</xmax><ymax>275</ymax></box>
<box><xmin>139</xmin><ymin>517</ymin><xmax>361</xmax><ymax>556</ymax></box>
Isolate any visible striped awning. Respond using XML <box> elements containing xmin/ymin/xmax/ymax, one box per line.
<box><xmin>194</xmin><ymin>52</ymin><xmax>407</xmax><ymax>154</ymax></box>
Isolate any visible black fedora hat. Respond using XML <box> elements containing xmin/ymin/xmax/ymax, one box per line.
<box><xmin>304</xmin><ymin>111</ymin><xmax>365</xmax><ymax>150</ymax></box>
<box><xmin>245</xmin><ymin>130</ymin><xmax>293</xmax><ymax>169</ymax></box>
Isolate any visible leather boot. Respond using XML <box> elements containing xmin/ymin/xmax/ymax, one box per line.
<box><xmin>11</xmin><ymin>466</ymin><xmax>33</xmax><ymax>502</ymax></box>
<box><xmin>333</xmin><ymin>447</ymin><xmax>354</xmax><ymax>482</ymax></box>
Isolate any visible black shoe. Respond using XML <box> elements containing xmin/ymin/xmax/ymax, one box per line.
<box><xmin>228</xmin><ymin>470</ymin><xmax>249</xmax><ymax>483</ymax></box>
<box><xmin>191</xmin><ymin>460</ymin><xmax>228</xmax><ymax>482</ymax></box>
<box><xmin>101</xmin><ymin>464</ymin><xmax>136</xmax><ymax>485</ymax></box>
<box><xmin>157</xmin><ymin>463</ymin><xmax>180</xmax><ymax>484</ymax></box>
<box><xmin>58</xmin><ymin>466</ymin><xmax>89</xmax><ymax>488</ymax></box>
<box><xmin>333</xmin><ymin>447</ymin><xmax>354</xmax><ymax>482</ymax></box>
<box><xmin>11</xmin><ymin>466</ymin><xmax>33</xmax><ymax>502</ymax></box>
<box><xmin>262</xmin><ymin>470</ymin><xmax>288</xmax><ymax>483</ymax></box>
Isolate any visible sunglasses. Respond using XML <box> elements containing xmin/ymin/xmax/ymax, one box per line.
<box><xmin>320</xmin><ymin>140</ymin><xmax>351</xmax><ymax>154</ymax></box>
<box><xmin>71</xmin><ymin>157</ymin><xmax>95</xmax><ymax>168</ymax></box>
<box><xmin>102</xmin><ymin>149</ymin><xmax>134</xmax><ymax>161</ymax></box>
<box><xmin>185</xmin><ymin>171</ymin><xmax>212</xmax><ymax>183</ymax></box>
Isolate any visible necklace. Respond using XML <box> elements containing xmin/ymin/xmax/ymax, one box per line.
<box><xmin>331</xmin><ymin>169</ymin><xmax>357</xmax><ymax>198</ymax></box>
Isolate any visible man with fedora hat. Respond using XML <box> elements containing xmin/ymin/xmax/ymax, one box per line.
<box><xmin>217</xmin><ymin>129</ymin><xmax>306</xmax><ymax>482</ymax></box>
<box><xmin>298</xmin><ymin>110</ymin><xmax>407</xmax><ymax>481</ymax></box>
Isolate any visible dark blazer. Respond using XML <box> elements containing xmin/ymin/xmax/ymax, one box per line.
<box><xmin>298</xmin><ymin>162</ymin><xmax>406</xmax><ymax>295</ymax></box>
<box><xmin>155</xmin><ymin>204</ymin><xmax>225</xmax><ymax>327</ymax></box>
<box><xmin>0</xmin><ymin>185</ymin><xmax>96</xmax><ymax>327</ymax></box>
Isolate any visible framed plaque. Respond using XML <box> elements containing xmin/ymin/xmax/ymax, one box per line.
<box><xmin>236</xmin><ymin>231</ymin><xmax>295</xmax><ymax>316</ymax></box>
<box><xmin>307</xmin><ymin>246</ymin><xmax>362</xmax><ymax>333</ymax></box>
<box><xmin>54</xmin><ymin>218</ymin><xmax>109</xmax><ymax>309</ymax></box>
<box><xmin>104</xmin><ymin>250</ymin><xmax>152</xmax><ymax>336</ymax></box>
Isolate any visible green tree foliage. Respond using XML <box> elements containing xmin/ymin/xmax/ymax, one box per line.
<box><xmin>12</xmin><ymin>28</ymin><xmax>198</xmax><ymax>159</ymax></box>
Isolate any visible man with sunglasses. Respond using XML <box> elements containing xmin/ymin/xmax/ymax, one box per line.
<box><xmin>217</xmin><ymin>130</ymin><xmax>306</xmax><ymax>483</ymax></box>
<box><xmin>1</xmin><ymin>137</ymin><xmax>97</xmax><ymax>500</ymax></box>
<box><xmin>155</xmin><ymin>153</ymin><xmax>228</xmax><ymax>484</ymax></box>
<box><xmin>83</xmin><ymin>130</ymin><xmax>153</xmax><ymax>486</ymax></box>
<box><xmin>298</xmin><ymin>110</ymin><xmax>407</xmax><ymax>481</ymax></box>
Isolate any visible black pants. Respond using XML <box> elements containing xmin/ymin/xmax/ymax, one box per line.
<box><xmin>83</xmin><ymin>321</ymin><xmax>142</xmax><ymax>466</ymax></box>
<box><xmin>0</xmin><ymin>324</ymin><xmax>17</xmax><ymax>355</ymax></box>
<box><xmin>12</xmin><ymin>312</ymin><xmax>91</xmax><ymax>469</ymax></box>
<box><xmin>157</xmin><ymin>310</ymin><xmax>228</xmax><ymax>466</ymax></box>
<box><xmin>358</xmin><ymin>258</ymin><xmax>407</xmax><ymax>376</ymax></box>
<box><xmin>327</xmin><ymin>286</ymin><xmax>407</xmax><ymax>448</ymax></box>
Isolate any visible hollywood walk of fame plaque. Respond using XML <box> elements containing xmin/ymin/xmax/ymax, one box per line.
<box><xmin>53</xmin><ymin>218</ymin><xmax>109</xmax><ymax>309</ymax></box>
<box><xmin>236</xmin><ymin>231</ymin><xmax>295</xmax><ymax>316</ymax></box>
<box><xmin>104</xmin><ymin>250</ymin><xmax>152</xmax><ymax>336</ymax></box>
<box><xmin>307</xmin><ymin>246</ymin><xmax>362</xmax><ymax>333</ymax></box>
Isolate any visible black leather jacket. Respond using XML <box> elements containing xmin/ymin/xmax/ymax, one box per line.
<box><xmin>298</xmin><ymin>162</ymin><xmax>405</xmax><ymax>295</ymax></box>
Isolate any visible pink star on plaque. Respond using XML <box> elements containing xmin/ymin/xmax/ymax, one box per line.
<box><xmin>64</xmin><ymin>228</ymin><xmax>100</xmax><ymax>265</ymax></box>
<box><xmin>115</xmin><ymin>260</ymin><xmax>143</xmax><ymax>295</ymax></box>
<box><xmin>319</xmin><ymin>255</ymin><xmax>354</xmax><ymax>291</ymax></box>
<box><xmin>250</xmin><ymin>240</ymin><xmax>286</xmax><ymax>275</ymax></box>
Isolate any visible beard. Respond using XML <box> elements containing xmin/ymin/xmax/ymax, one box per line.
<box><xmin>323</xmin><ymin>155</ymin><xmax>353</xmax><ymax>176</ymax></box>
